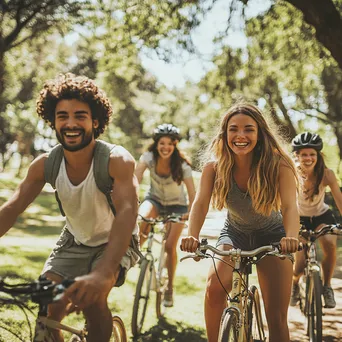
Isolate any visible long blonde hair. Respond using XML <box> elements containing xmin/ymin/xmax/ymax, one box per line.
<box><xmin>206</xmin><ymin>103</ymin><xmax>297</xmax><ymax>216</ymax></box>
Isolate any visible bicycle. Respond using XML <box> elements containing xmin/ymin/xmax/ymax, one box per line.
<box><xmin>0</xmin><ymin>277</ymin><xmax>127</xmax><ymax>342</ymax></box>
<box><xmin>181</xmin><ymin>238</ymin><xmax>295</xmax><ymax>342</ymax></box>
<box><xmin>131</xmin><ymin>214</ymin><xmax>184</xmax><ymax>337</ymax></box>
<box><xmin>296</xmin><ymin>223</ymin><xmax>342</xmax><ymax>342</ymax></box>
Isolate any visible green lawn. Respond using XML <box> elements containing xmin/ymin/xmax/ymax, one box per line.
<box><xmin>0</xmin><ymin>171</ymin><xmax>209</xmax><ymax>341</ymax></box>
<box><xmin>1</xmin><ymin>171</ymin><xmax>341</xmax><ymax>342</ymax></box>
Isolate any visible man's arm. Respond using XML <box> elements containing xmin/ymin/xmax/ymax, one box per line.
<box><xmin>95</xmin><ymin>145</ymin><xmax>139</xmax><ymax>280</ymax></box>
<box><xmin>0</xmin><ymin>155</ymin><xmax>46</xmax><ymax>237</ymax></box>
<box><xmin>64</xmin><ymin>146</ymin><xmax>139</xmax><ymax>308</ymax></box>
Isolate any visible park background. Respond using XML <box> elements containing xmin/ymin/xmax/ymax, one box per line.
<box><xmin>0</xmin><ymin>0</ymin><xmax>342</xmax><ymax>341</ymax></box>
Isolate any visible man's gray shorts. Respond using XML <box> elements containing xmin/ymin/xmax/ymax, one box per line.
<box><xmin>41</xmin><ymin>228</ymin><xmax>140</xmax><ymax>287</ymax></box>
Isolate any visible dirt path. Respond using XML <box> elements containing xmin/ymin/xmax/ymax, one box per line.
<box><xmin>191</xmin><ymin>210</ymin><xmax>342</xmax><ymax>342</ymax></box>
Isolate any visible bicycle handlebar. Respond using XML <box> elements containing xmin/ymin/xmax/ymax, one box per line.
<box><xmin>180</xmin><ymin>238</ymin><xmax>292</xmax><ymax>262</ymax></box>
<box><xmin>138</xmin><ymin>214</ymin><xmax>186</xmax><ymax>224</ymax></box>
<box><xmin>0</xmin><ymin>277</ymin><xmax>75</xmax><ymax>304</ymax></box>
<box><xmin>300</xmin><ymin>223</ymin><xmax>342</xmax><ymax>241</ymax></box>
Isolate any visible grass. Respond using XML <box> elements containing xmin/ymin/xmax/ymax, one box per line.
<box><xmin>1</xmin><ymin>170</ymin><xmax>341</xmax><ymax>341</ymax></box>
<box><xmin>0</xmin><ymin>171</ymin><xmax>209</xmax><ymax>341</ymax></box>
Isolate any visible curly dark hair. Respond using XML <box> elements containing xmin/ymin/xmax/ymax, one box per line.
<box><xmin>148</xmin><ymin>136</ymin><xmax>191</xmax><ymax>185</ymax></box>
<box><xmin>36</xmin><ymin>73</ymin><xmax>112</xmax><ymax>138</ymax></box>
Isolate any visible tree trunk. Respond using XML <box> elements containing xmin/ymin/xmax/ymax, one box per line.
<box><xmin>287</xmin><ymin>0</ymin><xmax>342</xmax><ymax>70</ymax></box>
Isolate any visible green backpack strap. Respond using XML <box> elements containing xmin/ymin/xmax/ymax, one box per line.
<box><xmin>44</xmin><ymin>144</ymin><xmax>66</xmax><ymax>216</ymax></box>
<box><xmin>94</xmin><ymin>140</ymin><xmax>117</xmax><ymax>216</ymax></box>
<box><xmin>44</xmin><ymin>144</ymin><xmax>64</xmax><ymax>188</ymax></box>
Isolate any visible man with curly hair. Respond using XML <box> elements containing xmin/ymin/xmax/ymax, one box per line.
<box><xmin>0</xmin><ymin>73</ymin><xmax>140</xmax><ymax>342</ymax></box>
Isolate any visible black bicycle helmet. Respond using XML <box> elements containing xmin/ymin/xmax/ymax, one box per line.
<box><xmin>153</xmin><ymin>123</ymin><xmax>181</xmax><ymax>141</ymax></box>
<box><xmin>291</xmin><ymin>132</ymin><xmax>323</xmax><ymax>152</ymax></box>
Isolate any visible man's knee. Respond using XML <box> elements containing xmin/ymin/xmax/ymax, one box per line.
<box><xmin>83</xmin><ymin>300</ymin><xmax>110</xmax><ymax>319</ymax></box>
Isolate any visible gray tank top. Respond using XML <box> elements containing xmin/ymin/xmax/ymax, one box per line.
<box><xmin>225</xmin><ymin>179</ymin><xmax>283</xmax><ymax>232</ymax></box>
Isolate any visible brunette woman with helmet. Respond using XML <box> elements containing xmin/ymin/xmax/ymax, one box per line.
<box><xmin>290</xmin><ymin>132</ymin><xmax>342</xmax><ymax>308</ymax></box>
<box><xmin>135</xmin><ymin>123</ymin><xmax>196</xmax><ymax>307</ymax></box>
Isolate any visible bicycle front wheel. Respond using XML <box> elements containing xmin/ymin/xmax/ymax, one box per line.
<box><xmin>218</xmin><ymin>308</ymin><xmax>239</xmax><ymax>342</ymax></box>
<box><xmin>307</xmin><ymin>271</ymin><xmax>323</xmax><ymax>342</ymax></box>
<box><xmin>131</xmin><ymin>258</ymin><xmax>154</xmax><ymax>336</ymax></box>
<box><xmin>156</xmin><ymin>241</ymin><xmax>168</xmax><ymax>318</ymax></box>
<box><xmin>112</xmin><ymin>316</ymin><xmax>127</xmax><ymax>342</ymax></box>
<box><xmin>246</xmin><ymin>285</ymin><xmax>265</xmax><ymax>342</ymax></box>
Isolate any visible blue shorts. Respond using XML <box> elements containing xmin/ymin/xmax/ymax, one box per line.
<box><xmin>300</xmin><ymin>209</ymin><xmax>336</xmax><ymax>231</ymax></box>
<box><xmin>143</xmin><ymin>197</ymin><xmax>188</xmax><ymax>216</ymax></box>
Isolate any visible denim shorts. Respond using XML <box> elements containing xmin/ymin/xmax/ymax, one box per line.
<box><xmin>143</xmin><ymin>197</ymin><xmax>188</xmax><ymax>216</ymax></box>
<box><xmin>217</xmin><ymin>225</ymin><xmax>286</xmax><ymax>250</ymax></box>
<box><xmin>216</xmin><ymin>225</ymin><xmax>293</xmax><ymax>262</ymax></box>
<box><xmin>41</xmin><ymin>228</ymin><xmax>140</xmax><ymax>287</ymax></box>
<box><xmin>300</xmin><ymin>209</ymin><xmax>336</xmax><ymax>231</ymax></box>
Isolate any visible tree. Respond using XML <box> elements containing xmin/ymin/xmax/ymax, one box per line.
<box><xmin>286</xmin><ymin>0</ymin><xmax>342</xmax><ymax>69</ymax></box>
<box><xmin>0</xmin><ymin>0</ymin><xmax>87</xmax><ymax>112</ymax></box>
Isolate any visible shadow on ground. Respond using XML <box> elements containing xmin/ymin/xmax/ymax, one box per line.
<box><xmin>132</xmin><ymin>317</ymin><xmax>206</xmax><ymax>342</ymax></box>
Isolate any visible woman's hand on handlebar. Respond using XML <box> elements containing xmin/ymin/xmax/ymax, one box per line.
<box><xmin>180</xmin><ymin>236</ymin><xmax>199</xmax><ymax>253</ymax></box>
<box><xmin>279</xmin><ymin>236</ymin><xmax>299</xmax><ymax>254</ymax></box>
<box><xmin>181</xmin><ymin>212</ymin><xmax>189</xmax><ymax>220</ymax></box>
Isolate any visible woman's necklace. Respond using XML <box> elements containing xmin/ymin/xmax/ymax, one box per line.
<box><xmin>302</xmin><ymin>176</ymin><xmax>315</xmax><ymax>198</ymax></box>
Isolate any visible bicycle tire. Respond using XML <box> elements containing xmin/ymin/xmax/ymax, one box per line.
<box><xmin>218</xmin><ymin>308</ymin><xmax>239</xmax><ymax>342</ymax></box>
<box><xmin>246</xmin><ymin>285</ymin><xmax>265</xmax><ymax>342</ymax></box>
<box><xmin>307</xmin><ymin>271</ymin><xmax>323</xmax><ymax>342</ymax></box>
<box><xmin>156</xmin><ymin>241</ymin><xmax>168</xmax><ymax>318</ymax></box>
<box><xmin>131</xmin><ymin>258</ymin><xmax>154</xmax><ymax>336</ymax></box>
<box><xmin>112</xmin><ymin>316</ymin><xmax>127</xmax><ymax>342</ymax></box>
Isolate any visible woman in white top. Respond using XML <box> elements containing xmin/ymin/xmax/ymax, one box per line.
<box><xmin>290</xmin><ymin>132</ymin><xmax>342</xmax><ymax>308</ymax></box>
<box><xmin>135</xmin><ymin>124</ymin><xmax>196</xmax><ymax>307</ymax></box>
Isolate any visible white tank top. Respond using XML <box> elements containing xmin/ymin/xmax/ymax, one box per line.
<box><xmin>298</xmin><ymin>183</ymin><xmax>329</xmax><ymax>217</ymax></box>
<box><xmin>56</xmin><ymin>158</ymin><xmax>115</xmax><ymax>246</ymax></box>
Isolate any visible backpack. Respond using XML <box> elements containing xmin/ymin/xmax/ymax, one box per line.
<box><xmin>44</xmin><ymin>139</ymin><xmax>117</xmax><ymax>217</ymax></box>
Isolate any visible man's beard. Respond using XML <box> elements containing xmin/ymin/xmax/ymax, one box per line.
<box><xmin>56</xmin><ymin>129</ymin><xmax>94</xmax><ymax>152</ymax></box>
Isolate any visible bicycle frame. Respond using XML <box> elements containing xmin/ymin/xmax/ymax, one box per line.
<box><xmin>131</xmin><ymin>215</ymin><xmax>181</xmax><ymax>336</ymax></box>
<box><xmin>227</xmin><ymin>255</ymin><xmax>251</xmax><ymax>342</ymax></box>
<box><xmin>0</xmin><ymin>278</ymin><xmax>127</xmax><ymax>342</ymax></box>
<box><xmin>297</xmin><ymin>224</ymin><xmax>342</xmax><ymax>342</ymax></box>
<box><xmin>181</xmin><ymin>242</ymin><xmax>277</xmax><ymax>342</ymax></box>
<box><xmin>36</xmin><ymin>316</ymin><xmax>87</xmax><ymax>341</ymax></box>
<box><xmin>225</xmin><ymin>254</ymin><xmax>266</xmax><ymax>342</ymax></box>
<box><xmin>144</xmin><ymin>221</ymin><xmax>167</xmax><ymax>292</ymax></box>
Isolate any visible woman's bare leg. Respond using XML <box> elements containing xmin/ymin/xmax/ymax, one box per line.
<box><xmin>164</xmin><ymin>221</ymin><xmax>185</xmax><ymax>292</ymax></box>
<box><xmin>204</xmin><ymin>245</ymin><xmax>234</xmax><ymax>342</ymax></box>
<box><xmin>138</xmin><ymin>201</ymin><xmax>158</xmax><ymax>246</ymax></box>
<box><xmin>257</xmin><ymin>256</ymin><xmax>293</xmax><ymax>342</ymax></box>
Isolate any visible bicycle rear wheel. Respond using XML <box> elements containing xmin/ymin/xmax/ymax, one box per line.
<box><xmin>112</xmin><ymin>316</ymin><xmax>127</xmax><ymax>342</ymax></box>
<box><xmin>156</xmin><ymin>241</ymin><xmax>168</xmax><ymax>318</ymax></box>
<box><xmin>218</xmin><ymin>308</ymin><xmax>239</xmax><ymax>342</ymax></box>
<box><xmin>131</xmin><ymin>258</ymin><xmax>154</xmax><ymax>336</ymax></box>
<box><xmin>246</xmin><ymin>285</ymin><xmax>265</xmax><ymax>342</ymax></box>
<box><xmin>306</xmin><ymin>271</ymin><xmax>322</xmax><ymax>342</ymax></box>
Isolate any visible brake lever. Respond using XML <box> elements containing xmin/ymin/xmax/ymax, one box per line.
<box><xmin>180</xmin><ymin>250</ymin><xmax>207</xmax><ymax>262</ymax></box>
<box><xmin>180</xmin><ymin>254</ymin><xmax>198</xmax><ymax>262</ymax></box>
